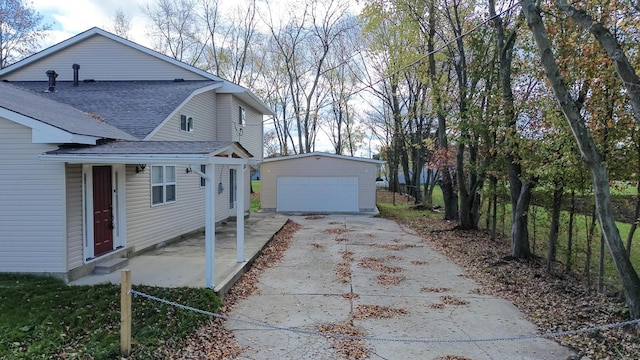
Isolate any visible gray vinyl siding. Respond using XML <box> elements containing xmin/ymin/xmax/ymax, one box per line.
<box><xmin>150</xmin><ymin>91</ymin><xmax>217</xmax><ymax>141</ymax></box>
<box><xmin>2</xmin><ymin>35</ymin><xmax>208</xmax><ymax>81</ymax></box>
<box><xmin>261</xmin><ymin>156</ymin><xmax>378</xmax><ymax>211</ymax></box>
<box><xmin>124</xmin><ymin>164</ymin><xmax>238</xmax><ymax>253</ymax></box>
<box><xmin>66</xmin><ymin>164</ymin><xmax>84</xmax><ymax>270</ymax></box>
<box><xmin>216</xmin><ymin>94</ymin><xmax>233</xmax><ymax>141</ymax></box>
<box><xmin>231</xmin><ymin>97</ymin><xmax>263</xmax><ymax>161</ymax></box>
<box><xmin>0</xmin><ymin>118</ymin><xmax>66</xmax><ymax>272</ymax></box>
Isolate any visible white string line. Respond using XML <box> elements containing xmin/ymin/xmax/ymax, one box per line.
<box><xmin>130</xmin><ymin>289</ymin><xmax>640</xmax><ymax>344</ymax></box>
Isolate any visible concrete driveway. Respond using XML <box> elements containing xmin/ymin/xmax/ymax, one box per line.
<box><xmin>224</xmin><ymin>214</ymin><xmax>576</xmax><ymax>360</ymax></box>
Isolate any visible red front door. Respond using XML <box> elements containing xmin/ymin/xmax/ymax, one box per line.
<box><xmin>93</xmin><ymin>166</ymin><xmax>113</xmax><ymax>256</ymax></box>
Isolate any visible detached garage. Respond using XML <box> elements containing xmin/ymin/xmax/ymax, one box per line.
<box><xmin>260</xmin><ymin>152</ymin><xmax>385</xmax><ymax>213</ymax></box>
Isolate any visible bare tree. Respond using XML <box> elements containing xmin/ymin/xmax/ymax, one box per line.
<box><xmin>109</xmin><ymin>9</ymin><xmax>132</xmax><ymax>39</ymax></box>
<box><xmin>141</xmin><ymin>0</ymin><xmax>206</xmax><ymax>65</ymax></box>
<box><xmin>202</xmin><ymin>0</ymin><xmax>259</xmax><ymax>86</ymax></box>
<box><xmin>0</xmin><ymin>0</ymin><xmax>50</xmax><ymax>68</ymax></box>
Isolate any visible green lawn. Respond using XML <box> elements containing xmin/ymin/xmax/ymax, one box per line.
<box><xmin>251</xmin><ymin>180</ymin><xmax>260</xmax><ymax>212</ymax></box>
<box><xmin>0</xmin><ymin>274</ymin><xmax>220</xmax><ymax>359</ymax></box>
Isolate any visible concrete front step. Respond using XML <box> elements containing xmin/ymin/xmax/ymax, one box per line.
<box><xmin>94</xmin><ymin>257</ymin><xmax>129</xmax><ymax>275</ymax></box>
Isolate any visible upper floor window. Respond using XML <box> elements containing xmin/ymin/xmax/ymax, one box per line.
<box><xmin>151</xmin><ymin>165</ymin><xmax>176</xmax><ymax>205</ymax></box>
<box><xmin>239</xmin><ymin>106</ymin><xmax>246</xmax><ymax>125</ymax></box>
<box><xmin>180</xmin><ymin>114</ymin><xmax>194</xmax><ymax>132</ymax></box>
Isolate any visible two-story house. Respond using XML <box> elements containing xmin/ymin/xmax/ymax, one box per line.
<box><xmin>0</xmin><ymin>27</ymin><xmax>273</xmax><ymax>286</ymax></box>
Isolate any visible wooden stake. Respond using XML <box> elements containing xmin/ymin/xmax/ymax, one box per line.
<box><xmin>120</xmin><ymin>269</ymin><xmax>132</xmax><ymax>356</ymax></box>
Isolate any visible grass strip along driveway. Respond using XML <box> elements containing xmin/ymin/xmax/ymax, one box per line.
<box><xmin>0</xmin><ymin>274</ymin><xmax>220</xmax><ymax>359</ymax></box>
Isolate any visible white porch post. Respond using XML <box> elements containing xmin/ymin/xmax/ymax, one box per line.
<box><xmin>205</xmin><ymin>163</ymin><xmax>216</xmax><ymax>288</ymax></box>
<box><xmin>236</xmin><ymin>163</ymin><xmax>246</xmax><ymax>263</ymax></box>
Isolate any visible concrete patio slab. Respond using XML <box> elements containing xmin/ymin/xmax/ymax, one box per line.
<box><xmin>69</xmin><ymin>212</ymin><xmax>288</xmax><ymax>298</ymax></box>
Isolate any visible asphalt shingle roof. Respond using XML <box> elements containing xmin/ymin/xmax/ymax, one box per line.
<box><xmin>0</xmin><ymin>82</ymin><xmax>135</xmax><ymax>140</ymax></box>
<box><xmin>10</xmin><ymin>80</ymin><xmax>218</xmax><ymax>139</ymax></box>
<box><xmin>46</xmin><ymin>141</ymin><xmax>242</xmax><ymax>155</ymax></box>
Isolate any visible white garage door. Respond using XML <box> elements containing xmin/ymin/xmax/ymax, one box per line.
<box><xmin>277</xmin><ymin>176</ymin><xmax>359</xmax><ymax>212</ymax></box>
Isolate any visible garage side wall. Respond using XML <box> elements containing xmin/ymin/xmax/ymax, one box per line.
<box><xmin>261</xmin><ymin>156</ymin><xmax>378</xmax><ymax>212</ymax></box>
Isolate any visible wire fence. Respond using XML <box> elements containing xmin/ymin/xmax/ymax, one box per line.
<box><xmin>129</xmin><ymin>288</ymin><xmax>640</xmax><ymax>344</ymax></box>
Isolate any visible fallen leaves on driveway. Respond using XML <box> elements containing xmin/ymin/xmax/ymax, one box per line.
<box><xmin>357</xmin><ymin>256</ymin><xmax>403</xmax><ymax>273</ymax></box>
<box><xmin>420</xmin><ymin>287</ymin><xmax>451</xmax><ymax>293</ymax></box>
<box><xmin>376</xmin><ymin>274</ymin><xmax>406</xmax><ymax>286</ymax></box>
<box><xmin>403</xmin><ymin>215</ymin><xmax>640</xmax><ymax>359</ymax></box>
<box><xmin>317</xmin><ymin>321</ymin><xmax>371</xmax><ymax>360</ymax></box>
<box><xmin>351</xmin><ymin>304</ymin><xmax>408</xmax><ymax>319</ymax></box>
<box><xmin>370</xmin><ymin>243</ymin><xmax>415</xmax><ymax>251</ymax></box>
<box><xmin>170</xmin><ymin>220</ymin><xmax>301</xmax><ymax>359</ymax></box>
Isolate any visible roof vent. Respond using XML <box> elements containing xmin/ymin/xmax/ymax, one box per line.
<box><xmin>45</xmin><ymin>70</ymin><xmax>58</xmax><ymax>92</ymax></box>
<box><xmin>174</xmin><ymin>78</ymin><xmax>184</xmax><ymax>82</ymax></box>
<box><xmin>72</xmin><ymin>64</ymin><xmax>80</xmax><ymax>86</ymax></box>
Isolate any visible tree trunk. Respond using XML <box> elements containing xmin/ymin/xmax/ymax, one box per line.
<box><xmin>511</xmin><ymin>180</ymin><xmax>534</xmax><ymax>259</ymax></box>
<box><xmin>599</xmin><ymin>232</ymin><xmax>605</xmax><ymax>293</ymax></box>
<box><xmin>627</xmin><ymin>144</ymin><xmax>640</xmax><ymax>258</ymax></box>
<box><xmin>490</xmin><ymin>0</ymin><xmax>532</xmax><ymax>257</ymax></box>
<box><xmin>523</xmin><ymin>0</ymin><xmax>640</xmax><ymax>318</ymax></box>
<box><xmin>566</xmin><ymin>190</ymin><xmax>575</xmax><ymax>272</ymax></box>
<box><xmin>428</xmin><ymin>2</ymin><xmax>458</xmax><ymax>220</ymax></box>
<box><xmin>546</xmin><ymin>185</ymin><xmax>563</xmax><ymax>273</ymax></box>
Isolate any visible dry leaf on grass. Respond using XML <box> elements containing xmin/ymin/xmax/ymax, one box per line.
<box><xmin>311</xmin><ymin>242</ymin><xmax>325</xmax><ymax>249</ymax></box>
<box><xmin>428</xmin><ymin>303</ymin><xmax>446</xmax><ymax>309</ymax></box>
<box><xmin>435</xmin><ymin>356</ymin><xmax>472</xmax><ymax>360</ymax></box>
<box><xmin>351</xmin><ymin>304</ymin><xmax>408</xmax><ymax>319</ymax></box>
<box><xmin>335</xmin><ymin>236</ymin><xmax>349</xmax><ymax>242</ymax></box>
<box><xmin>329</xmin><ymin>221</ymin><xmax>343</xmax><ymax>225</ymax></box>
<box><xmin>411</xmin><ymin>260</ymin><xmax>428</xmax><ymax>265</ymax></box>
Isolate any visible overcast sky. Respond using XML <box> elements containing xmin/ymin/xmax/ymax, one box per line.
<box><xmin>32</xmin><ymin>0</ymin><xmax>152</xmax><ymax>49</ymax></box>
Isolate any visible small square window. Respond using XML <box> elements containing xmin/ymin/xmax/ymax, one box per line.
<box><xmin>239</xmin><ymin>106</ymin><xmax>246</xmax><ymax>125</ymax></box>
<box><xmin>180</xmin><ymin>114</ymin><xmax>194</xmax><ymax>132</ymax></box>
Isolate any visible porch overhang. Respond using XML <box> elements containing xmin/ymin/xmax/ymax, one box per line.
<box><xmin>39</xmin><ymin>140</ymin><xmax>254</xmax><ymax>289</ymax></box>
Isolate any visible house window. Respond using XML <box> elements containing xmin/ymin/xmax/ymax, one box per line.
<box><xmin>200</xmin><ymin>164</ymin><xmax>206</xmax><ymax>187</ymax></box>
<box><xmin>151</xmin><ymin>165</ymin><xmax>176</xmax><ymax>205</ymax></box>
<box><xmin>180</xmin><ymin>114</ymin><xmax>194</xmax><ymax>132</ymax></box>
<box><xmin>239</xmin><ymin>106</ymin><xmax>246</xmax><ymax>125</ymax></box>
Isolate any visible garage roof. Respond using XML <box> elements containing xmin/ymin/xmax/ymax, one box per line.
<box><xmin>263</xmin><ymin>152</ymin><xmax>385</xmax><ymax>164</ymax></box>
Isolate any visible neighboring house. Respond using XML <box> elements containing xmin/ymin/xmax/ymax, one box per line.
<box><xmin>0</xmin><ymin>27</ymin><xmax>273</xmax><ymax>286</ymax></box>
<box><xmin>260</xmin><ymin>152</ymin><xmax>385</xmax><ymax>213</ymax></box>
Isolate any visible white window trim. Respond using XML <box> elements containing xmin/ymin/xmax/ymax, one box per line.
<box><xmin>151</xmin><ymin>165</ymin><xmax>177</xmax><ymax>206</ymax></box>
<box><xmin>180</xmin><ymin>114</ymin><xmax>194</xmax><ymax>133</ymax></box>
<box><xmin>239</xmin><ymin>106</ymin><xmax>246</xmax><ymax>126</ymax></box>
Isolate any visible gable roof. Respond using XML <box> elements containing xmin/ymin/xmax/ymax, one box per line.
<box><xmin>0</xmin><ymin>27</ymin><xmax>274</xmax><ymax>116</ymax></box>
<box><xmin>0</xmin><ymin>82</ymin><xmax>135</xmax><ymax>142</ymax></box>
<box><xmin>10</xmin><ymin>80</ymin><xmax>219</xmax><ymax>139</ymax></box>
<box><xmin>263</xmin><ymin>152</ymin><xmax>385</xmax><ymax>164</ymax></box>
